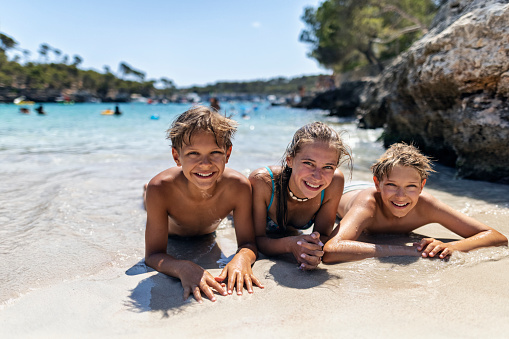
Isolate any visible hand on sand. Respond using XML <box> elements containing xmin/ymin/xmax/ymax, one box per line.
<box><xmin>214</xmin><ymin>251</ymin><xmax>264</xmax><ymax>295</ymax></box>
<box><xmin>293</xmin><ymin>231</ymin><xmax>324</xmax><ymax>270</ymax></box>
<box><xmin>415</xmin><ymin>237</ymin><xmax>454</xmax><ymax>259</ymax></box>
<box><xmin>179</xmin><ymin>261</ymin><xmax>227</xmax><ymax>303</ymax></box>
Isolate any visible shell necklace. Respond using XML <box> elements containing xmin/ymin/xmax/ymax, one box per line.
<box><xmin>288</xmin><ymin>187</ymin><xmax>309</xmax><ymax>202</ymax></box>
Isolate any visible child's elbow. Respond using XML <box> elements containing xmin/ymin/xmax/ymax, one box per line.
<box><xmin>496</xmin><ymin>232</ymin><xmax>508</xmax><ymax>247</ymax></box>
<box><xmin>322</xmin><ymin>240</ymin><xmax>346</xmax><ymax>264</ymax></box>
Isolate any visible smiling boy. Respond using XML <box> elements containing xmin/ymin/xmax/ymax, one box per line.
<box><xmin>323</xmin><ymin>143</ymin><xmax>507</xmax><ymax>263</ymax></box>
<box><xmin>144</xmin><ymin>106</ymin><xmax>262</xmax><ymax>303</ymax></box>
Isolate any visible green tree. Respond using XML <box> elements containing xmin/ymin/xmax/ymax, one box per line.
<box><xmin>38</xmin><ymin>43</ymin><xmax>50</xmax><ymax>63</ymax></box>
<box><xmin>72</xmin><ymin>55</ymin><xmax>83</xmax><ymax>67</ymax></box>
<box><xmin>300</xmin><ymin>0</ymin><xmax>439</xmax><ymax>72</ymax></box>
<box><xmin>0</xmin><ymin>33</ymin><xmax>18</xmax><ymax>52</ymax></box>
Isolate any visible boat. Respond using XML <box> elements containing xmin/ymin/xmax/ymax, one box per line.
<box><xmin>14</xmin><ymin>96</ymin><xmax>35</xmax><ymax>105</ymax></box>
<box><xmin>101</xmin><ymin>109</ymin><xmax>114</xmax><ymax>115</ymax></box>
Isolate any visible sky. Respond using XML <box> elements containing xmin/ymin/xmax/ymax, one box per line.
<box><xmin>0</xmin><ymin>0</ymin><xmax>328</xmax><ymax>87</ymax></box>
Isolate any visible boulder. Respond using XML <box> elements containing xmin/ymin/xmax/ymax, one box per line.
<box><xmin>358</xmin><ymin>0</ymin><xmax>509</xmax><ymax>183</ymax></box>
<box><xmin>305</xmin><ymin>80</ymin><xmax>370</xmax><ymax>117</ymax></box>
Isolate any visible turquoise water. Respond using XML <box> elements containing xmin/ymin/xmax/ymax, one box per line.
<box><xmin>2</xmin><ymin>102</ymin><xmax>507</xmax><ymax>308</ymax></box>
<box><xmin>0</xmin><ymin>102</ymin><xmax>384</xmax><ymax>304</ymax></box>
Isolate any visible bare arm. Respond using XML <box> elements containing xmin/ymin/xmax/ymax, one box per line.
<box><xmin>415</xmin><ymin>194</ymin><xmax>508</xmax><ymax>258</ymax></box>
<box><xmin>144</xmin><ymin>180</ymin><xmax>226</xmax><ymax>303</ymax></box>
<box><xmin>323</xmin><ymin>191</ymin><xmax>419</xmax><ymax>263</ymax></box>
<box><xmin>313</xmin><ymin>170</ymin><xmax>345</xmax><ymax>243</ymax></box>
<box><xmin>249</xmin><ymin>168</ymin><xmax>323</xmax><ymax>269</ymax></box>
<box><xmin>214</xmin><ymin>175</ymin><xmax>263</xmax><ymax>294</ymax></box>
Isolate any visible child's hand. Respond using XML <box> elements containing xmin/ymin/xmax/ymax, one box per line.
<box><xmin>179</xmin><ymin>261</ymin><xmax>227</xmax><ymax>303</ymax></box>
<box><xmin>415</xmin><ymin>238</ymin><xmax>454</xmax><ymax>259</ymax></box>
<box><xmin>293</xmin><ymin>231</ymin><xmax>324</xmax><ymax>270</ymax></box>
<box><xmin>215</xmin><ymin>251</ymin><xmax>264</xmax><ymax>295</ymax></box>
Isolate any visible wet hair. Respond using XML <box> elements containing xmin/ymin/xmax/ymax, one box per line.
<box><xmin>166</xmin><ymin>105</ymin><xmax>237</xmax><ymax>151</ymax></box>
<box><xmin>273</xmin><ymin>122</ymin><xmax>352</xmax><ymax>229</ymax></box>
<box><xmin>371</xmin><ymin>142</ymin><xmax>435</xmax><ymax>182</ymax></box>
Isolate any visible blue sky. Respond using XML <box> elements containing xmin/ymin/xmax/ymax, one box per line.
<box><xmin>0</xmin><ymin>0</ymin><xmax>327</xmax><ymax>87</ymax></box>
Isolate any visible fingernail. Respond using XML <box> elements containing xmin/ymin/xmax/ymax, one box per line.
<box><xmin>297</xmin><ymin>241</ymin><xmax>302</xmax><ymax>245</ymax></box>
<box><xmin>319</xmin><ymin>241</ymin><xmax>324</xmax><ymax>247</ymax></box>
<box><xmin>300</xmin><ymin>253</ymin><xmax>306</xmax><ymax>258</ymax></box>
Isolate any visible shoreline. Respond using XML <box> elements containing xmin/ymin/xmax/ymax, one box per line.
<box><xmin>1</xmin><ymin>170</ymin><xmax>509</xmax><ymax>338</ymax></box>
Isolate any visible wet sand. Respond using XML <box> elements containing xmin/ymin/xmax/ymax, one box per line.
<box><xmin>1</xmin><ymin>167</ymin><xmax>509</xmax><ymax>338</ymax></box>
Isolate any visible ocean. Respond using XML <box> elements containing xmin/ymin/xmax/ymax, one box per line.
<box><xmin>1</xmin><ymin>101</ymin><xmax>508</xmax><ymax>308</ymax></box>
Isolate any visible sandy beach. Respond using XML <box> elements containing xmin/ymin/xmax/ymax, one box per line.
<box><xmin>1</xmin><ymin>167</ymin><xmax>508</xmax><ymax>339</ymax></box>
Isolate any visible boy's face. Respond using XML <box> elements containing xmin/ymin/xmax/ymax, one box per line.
<box><xmin>172</xmin><ymin>131</ymin><xmax>231</xmax><ymax>191</ymax></box>
<box><xmin>287</xmin><ymin>141</ymin><xmax>338</xmax><ymax>199</ymax></box>
<box><xmin>374</xmin><ymin>165</ymin><xmax>426</xmax><ymax>218</ymax></box>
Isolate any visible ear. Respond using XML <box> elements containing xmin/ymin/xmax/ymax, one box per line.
<box><xmin>373</xmin><ymin>176</ymin><xmax>381</xmax><ymax>192</ymax></box>
<box><xmin>420</xmin><ymin>178</ymin><xmax>427</xmax><ymax>191</ymax></box>
<box><xmin>225</xmin><ymin>146</ymin><xmax>232</xmax><ymax>163</ymax></box>
<box><xmin>286</xmin><ymin>156</ymin><xmax>293</xmax><ymax>168</ymax></box>
<box><xmin>172</xmin><ymin>147</ymin><xmax>181</xmax><ymax>166</ymax></box>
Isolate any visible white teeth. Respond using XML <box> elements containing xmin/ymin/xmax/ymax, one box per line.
<box><xmin>393</xmin><ymin>202</ymin><xmax>408</xmax><ymax>207</ymax></box>
<box><xmin>196</xmin><ymin>172</ymin><xmax>212</xmax><ymax>177</ymax></box>
<box><xmin>306</xmin><ymin>182</ymin><xmax>320</xmax><ymax>188</ymax></box>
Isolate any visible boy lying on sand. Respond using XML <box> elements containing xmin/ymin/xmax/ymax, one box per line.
<box><xmin>144</xmin><ymin>106</ymin><xmax>262</xmax><ymax>303</ymax></box>
<box><xmin>323</xmin><ymin>143</ymin><xmax>507</xmax><ymax>263</ymax></box>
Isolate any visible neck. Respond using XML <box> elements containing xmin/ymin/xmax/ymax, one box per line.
<box><xmin>288</xmin><ymin>186</ymin><xmax>308</xmax><ymax>202</ymax></box>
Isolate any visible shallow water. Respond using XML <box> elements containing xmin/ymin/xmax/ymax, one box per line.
<box><xmin>0</xmin><ymin>102</ymin><xmax>508</xmax><ymax>307</ymax></box>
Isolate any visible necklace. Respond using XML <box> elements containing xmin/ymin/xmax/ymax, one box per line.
<box><xmin>288</xmin><ymin>187</ymin><xmax>309</xmax><ymax>202</ymax></box>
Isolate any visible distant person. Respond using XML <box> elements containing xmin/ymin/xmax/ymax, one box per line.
<box><xmin>323</xmin><ymin>143</ymin><xmax>508</xmax><ymax>263</ymax></box>
<box><xmin>114</xmin><ymin>105</ymin><xmax>122</xmax><ymax>115</ymax></box>
<box><xmin>210</xmin><ymin>97</ymin><xmax>220</xmax><ymax>111</ymax></box>
<box><xmin>249</xmin><ymin>122</ymin><xmax>352</xmax><ymax>270</ymax></box>
<box><xmin>144</xmin><ymin>105</ymin><xmax>263</xmax><ymax>303</ymax></box>
<box><xmin>35</xmin><ymin>105</ymin><xmax>46</xmax><ymax>115</ymax></box>
<box><xmin>19</xmin><ymin>107</ymin><xmax>30</xmax><ymax>114</ymax></box>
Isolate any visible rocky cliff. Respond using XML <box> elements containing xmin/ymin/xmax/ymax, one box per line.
<box><xmin>358</xmin><ymin>0</ymin><xmax>509</xmax><ymax>183</ymax></box>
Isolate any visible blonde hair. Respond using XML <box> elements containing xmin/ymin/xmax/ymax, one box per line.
<box><xmin>371</xmin><ymin>143</ymin><xmax>435</xmax><ymax>182</ymax></box>
<box><xmin>166</xmin><ymin>105</ymin><xmax>237</xmax><ymax>151</ymax></box>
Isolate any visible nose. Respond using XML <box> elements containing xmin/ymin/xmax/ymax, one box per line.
<box><xmin>396</xmin><ymin>187</ymin><xmax>405</xmax><ymax>196</ymax></box>
<box><xmin>200</xmin><ymin>155</ymin><xmax>212</xmax><ymax>165</ymax></box>
<box><xmin>312</xmin><ymin>168</ymin><xmax>322</xmax><ymax>179</ymax></box>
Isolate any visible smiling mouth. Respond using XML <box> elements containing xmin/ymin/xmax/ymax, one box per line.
<box><xmin>305</xmin><ymin>181</ymin><xmax>321</xmax><ymax>189</ymax></box>
<box><xmin>195</xmin><ymin>172</ymin><xmax>213</xmax><ymax>178</ymax></box>
<box><xmin>392</xmin><ymin>201</ymin><xmax>409</xmax><ymax>207</ymax></box>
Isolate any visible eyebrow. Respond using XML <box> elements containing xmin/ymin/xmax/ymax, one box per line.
<box><xmin>301</xmin><ymin>157</ymin><xmax>336</xmax><ymax>166</ymax></box>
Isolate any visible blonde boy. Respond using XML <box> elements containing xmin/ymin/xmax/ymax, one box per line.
<box><xmin>323</xmin><ymin>143</ymin><xmax>507</xmax><ymax>263</ymax></box>
<box><xmin>145</xmin><ymin>106</ymin><xmax>262</xmax><ymax>303</ymax></box>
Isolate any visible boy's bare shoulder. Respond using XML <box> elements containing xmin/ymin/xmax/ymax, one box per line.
<box><xmin>221</xmin><ymin>167</ymin><xmax>251</xmax><ymax>188</ymax></box>
<box><xmin>354</xmin><ymin>187</ymin><xmax>379</xmax><ymax>206</ymax></box>
<box><xmin>147</xmin><ymin>167</ymin><xmax>183</xmax><ymax>193</ymax></box>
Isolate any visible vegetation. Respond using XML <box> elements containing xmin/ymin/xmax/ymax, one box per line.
<box><xmin>1</xmin><ymin>1</ymin><xmax>444</xmax><ymax>102</ymax></box>
<box><xmin>300</xmin><ymin>0</ymin><xmax>442</xmax><ymax>73</ymax></box>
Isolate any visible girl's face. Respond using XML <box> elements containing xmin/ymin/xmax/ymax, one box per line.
<box><xmin>287</xmin><ymin>141</ymin><xmax>339</xmax><ymax>199</ymax></box>
<box><xmin>374</xmin><ymin>165</ymin><xmax>426</xmax><ymax>218</ymax></box>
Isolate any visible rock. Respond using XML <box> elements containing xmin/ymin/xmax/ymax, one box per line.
<box><xmin>305</xmin><ymin>80</ymin><xmax>370</xmax><ymax>117</ymax></box>
<box><xmin>358</xmin><ymin>0</ymin><xmax>509</xmax><ymax>183</ymax></box>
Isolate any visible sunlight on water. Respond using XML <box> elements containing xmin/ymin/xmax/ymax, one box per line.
<box><xmin>1</xmin><ymin>102</ymin><xmax>508</xmax><ymax>306</ymax></box>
